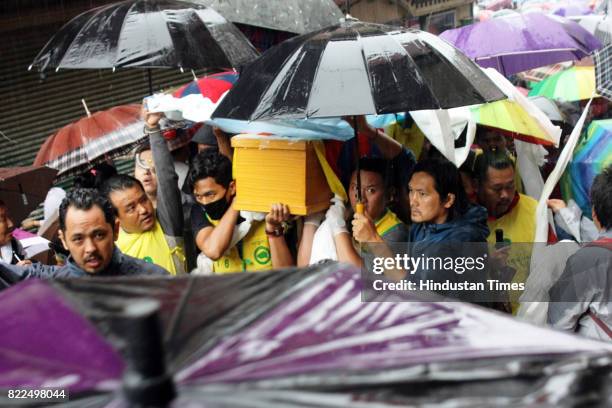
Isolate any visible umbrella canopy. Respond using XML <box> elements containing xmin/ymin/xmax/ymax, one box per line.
<box><xmin>33</xmin><ymin>104</ymin><xmax>145</xmax><ymax>177</ymax></box>
<box><xmin>445</xmin><ymin>67</ymin><xmax>561</xmax><ymax>148</ymax></box>
<box><xmin>168</xmin><ymin>70</ymin><xmax>239</xmax><ymax>122</ymax></box>
<box><xmin>529</xmin><ymin>95</ymin><xmax>568</xmax><ymax>122</ymax></box>
<box><xmin>213</xmin><ymin>18</ymin><xmax>505</xmax><ymax>121</ymax></box>
<box><xmin>2</xmin><ymin>264</ymin><xmax>612</xmax><ymax>406</ymax></box>
<box><xmin>561</xmin><ymin>118</ymin><xmax>612</xmax><ymax>216</ymax></box>
<box><xmin>28</xmin><ymin>0</ymin><xmax>258</xmax><ymax>72</ymax></box>
<box><xmin>594</xmin><ymin>42</ymin><xmax>612</xmax><ymax>100</ymax></box>
<box><xmin>471</xmin><ymin>100</ymin><xmax>560</xmax><ymax>145</ymax></box>
<box><xmin>195</xmin><ymin>0</ymin><xmax>343</xmax><ymax>34</ymax></box>
<box><xmin>528</xmin><ymin>65</ymin><xmax>597</xmax><ymax>101</ymax></box>
<box><xmin>440</xmin><ymin>13</ymin><xmax>602</xmax><ymax>76</ymax></box>
<box><xmin>518</xmin><ymin>61</ymin><xmax>573</xmax><ymax>83</ymax></box>
<box><xmin>552</xmin><ymin>3</ymin><xmax>593</xmax><ymax>16</ymax></box>
<box><xmin>574</xmin><ymin>14</ymin><xmax>612</xmax><ymax>45</ymax></box>
<box><xmin>0</xmin><ymin>166</ymin><xmax>58</xmax><ymax>226</ymax></box>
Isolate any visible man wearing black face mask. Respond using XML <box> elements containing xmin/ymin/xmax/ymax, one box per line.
<box><xmin>189</xmin><ymin>150</ymin><xmax>293</xmax><ymax>273</ymax></box>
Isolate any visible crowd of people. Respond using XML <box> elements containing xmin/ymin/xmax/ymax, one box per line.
<box><xmin>0</xmin><ymin>104</ymin><xmax>611</xmax><ymax>342</ymax></box>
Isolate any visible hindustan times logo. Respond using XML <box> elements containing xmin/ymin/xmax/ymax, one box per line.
<box><xmin>372</xmin><ymin>253</ymin><xmax>487</xmax><ymax>275</ymax></box>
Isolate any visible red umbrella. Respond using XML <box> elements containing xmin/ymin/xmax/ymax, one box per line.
<box><xmin>34</xmin><ymin>104</ymin><xmax>144</xmax><ymax>177</ymax></box>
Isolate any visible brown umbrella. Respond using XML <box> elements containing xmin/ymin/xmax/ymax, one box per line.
<box><xmin>0</xmin><ymin>166</ymin><xmax>58</xmax><ymax>226</ymax></box>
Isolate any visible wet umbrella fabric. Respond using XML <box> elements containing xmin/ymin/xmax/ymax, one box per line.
<box><xmin>561</xmin><ymin>118</ymin><xmax>612</xmax><ymax>216</ymax></box>
<box><xmin>528</xmin><ymin>65</ymin><xmax>596</xmax><ymax>101</ymax></box>
<box><xmin>195</xmin><ymin>0</ymin><xmax>343</xmax><ymax>34</ymax></box>
<box><xmin>28</xmin><ymin>0</ymin><xmax>259</xmax><ymax>72</ymax></box>
<box><xmin>594</xmin><ymin>42</ymin><xmax>612</xmax><ymax>100</ymax></box>
<box><xmin>1</xmin><ymin>264</ymin><xmax>612</xmax><ymax>406</ymax></box>
<box><xmin>0</xmin><ymin>166</ymin><xmax>58</xmax><ymax>226</ymax></box>
<box><xmin>168</xmin><ymin>71</ymin><xmax>238</xmax><ymax>122</ymax></box>
<box><xmin>33</xmin><ymin>104</ymin><xmax>144</xmax><ymax>177</ymax></box>
<box><xmin>440</xmin><ymin>12</ymin><xmax>602</xmax><ymax>76</ymax></box>
<box><xmin>212</xmin><ymin>19</ymin><xmax>506</xmax><ymax>122</ymax></box>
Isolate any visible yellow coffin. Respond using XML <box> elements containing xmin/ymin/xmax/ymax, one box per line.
<box><xmin>231</xmin><ymin>135</ymin><xmax>332</xmax><ymax>215</ymax></box>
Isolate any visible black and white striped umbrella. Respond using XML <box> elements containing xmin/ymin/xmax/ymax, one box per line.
<box><xmin>28</xmin><ymin>0</ymin><xmax>259</xmax><ymax>72</ymax></box>
<box><xmin>212</xmin><ymin>18</ymin><xmax>506</xmax><ymax>121</ymax></box>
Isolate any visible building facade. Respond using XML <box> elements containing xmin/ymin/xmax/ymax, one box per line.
<box><xmin>336</xmin><ymin>0</ymin><xmax>474</xmax><ymax>33</ymax></box>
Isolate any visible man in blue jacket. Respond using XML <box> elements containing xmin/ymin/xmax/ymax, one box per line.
<box><xmin>406</xmin><ymin>158</ymin><xmax>491</xmax><ymax>304</ymax></box>
<box><xmin>0</xmin><ymin>189</ymin><xmax>168</xmax><ymax>281</ymax></box>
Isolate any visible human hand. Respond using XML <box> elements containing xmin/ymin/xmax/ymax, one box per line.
<box><xmin>352</xmin><ymin>212</ymin><xmax>382</xmax><ymax>243</ymax></box>
<box><xmin>21</xmin><ymin>218</ymin><xmax>40</xmax><ymax>230</ymax></box>
<box><xmin>16</xmin><ymin>259</ymin><xmax>32</xmax><ymax>266</ymax></box>
<box><xmin>342</xmin><ymin>115</ymin><xmax>376</xmax><ymax>138</ymax></box>
<box><xmin>141</xmin><ymin>101</ymin><xmax>164</xmax><ymax>128</ymax></box>
<box><xmin>326</xmin><ymin>195</ymin><xmax>347</xmax><ymax>236</ymax></box>
<box><xmin>547</xmin><ymin>199</ymin><xmax>567</xmax><ymax>213</ymax></box>
<box><xmin>265</xmin><ymin>203</ymin><xmax>290</xmax><ymax>232</ymax></box>
<box><xmin>490</xmin><ymin>246</ymin><xmax>510</xmax><ymax>269</ymax></box>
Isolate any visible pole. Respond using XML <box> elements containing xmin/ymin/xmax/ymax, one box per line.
<box><xmin>345</xmin><ymin>0</ymin><xmax>350</xmax><ymax>15</ymax></box>
<box><xmin>353</xmin><ymin>115</ymin><xmax>364</xmax><ymax>215</ymax></box>
<box><xmin>148</xmin><ymin>68</ymin><xmax>153</xmax><ymax>95</ymax></box>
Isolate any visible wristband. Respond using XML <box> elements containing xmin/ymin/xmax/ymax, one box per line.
<box><xmin>265</xmin><ymin>228</ymin><xmax>284</xmax><ymax>237</ymax></box>
<box><xmin>144</xmin><ymin>124</ymin><xmax>160</xmax><ymax>134</ymax></box>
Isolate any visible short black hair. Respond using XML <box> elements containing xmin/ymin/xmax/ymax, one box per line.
<box><xmin>591</xmin><ymin>165</ymin><xmax>612</xmax><ymax>229</ymax></box>
<box><xmin>74</xmin><ymin>163</ymin><xmax>118</xmax><ymax>190</ymax></box>
<box><xmin>59</xmin><ymin>188</ymin><xmax>116</xmax><ymax>231</ymax></box>
<box><xmin>410</xmin><ymin>158</ymin><xmax>470</xmax><ymax>220</ymax></box>
<box><xmin>352</xmin><ymin>157</ymin><xmax>390</xmax><ymax>190</ymax></box>
<box><xmin>473</xmin><ymin>149</ymin><xmax>515</xmax><ymax>182</ymax></box>
<box><xmin>100</xmin><ymin>174</ymin><xmax>145</xmax><ymax>201</ymax></box>
<box><xmin>0</xmin><ymin>199</ymin><xmax>5</xmax><ymax>208</ymax></box>
<box><xmin>188</xmin><ymin>150</ymin><xmax>232</xmax><ymax>190</ymax></box>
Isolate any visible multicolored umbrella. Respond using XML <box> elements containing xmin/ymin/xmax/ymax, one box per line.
<box><xmin>518</xmin><ymin>61</ymin><xmax>573</xmax><ymax>83</ymax></box>
<box><xmin>470</xmin><ymin>68</ymin><xmax>561</xmax><ymax>146</ymax></box>
<box><xmin>561</xmin><ymin>118</ymin><xmax>612</xmax><ymax>216</ymax></box>
<box><xmin>33</xmin><ymin>104</ymin><xmax>144</xmax><ymax>177</ymax></box>
<box><xmin>168</xmin><ymin>71</ymin><xmax>239</xmax><ymax>122</ymax></box>
<box><xmin>440</xmin><ymin>13</ymin><xmax>602</xmax><ymax>76</ymax></box>
<box><xmin>472</xmin><ymin>101</ymin><xmax>558</xmax><ymax>145</ymax></box>
<box><xmin>528</xmin><ymin>65</ymin><xmax>597</xmax><ymax>101</ymax></box>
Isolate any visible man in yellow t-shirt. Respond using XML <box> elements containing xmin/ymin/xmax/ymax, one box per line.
<box><xmin>101</xmin><ymin>110</ymin><xmax>186</xmax><ymax>275</ymax></box>
<box><xmin>474</xmin><ymin>150</ymin><xmax>557</xmax><ymax>313</ymax></box>
<box><xmin>473</xmin><ymin>150</ymin><xmax>538</xmax><ymax>244</ymax></box>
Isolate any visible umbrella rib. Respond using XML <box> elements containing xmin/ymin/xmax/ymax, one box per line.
<box><xmin>355</xmin><ymin>27</ymin><xmax>377</xmax><ymax>114</ymax></box>
<box><xmin>114</xmin><ymin>0</ymin><xmax>140</xmax><ymax>69</ymax></box>
<box><xmin>387</xmin><ymin>31</ymin><xmax>441</xmax><ymax>109</ymax></box>
<box><xmin>56</xmin><ymin>5</ymin><xmax>110</xmax><ymax>69</ymax></box>
<box><xmin>407</xmin><ymin>35</ymin><xmax>444</xmax><ymax>107</ymax></box>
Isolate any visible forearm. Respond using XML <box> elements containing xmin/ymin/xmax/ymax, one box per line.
<box><xmin>214</xmin><ymin>128</ymin><xmax>233</xmax><ymax>161</ymax></box>
<box><xmin>334</xmin><ymin>233</ymin><xmax>364</xmax><ymax>268</ymax></box>
<box><xmin>198</xmin><ymin>210</ymin><xmax>239</xmax><ymax>259</ymax></box>
<box><xmin>297</xmin><ymin>224</ymin><xmax>316</xmax><ymax>267</ymax></box>
<box><xmin>362</xmin><ymin>126</ymin><xmax>402</xmax><ymax>159</ymax></box>
<box><xmin>148</xmin><ymin>127</ymin><xmax>183</xmax><ymax>235</ymax></box>
<box><xmin>269</xmin><ymin>236</ymin><xmax>294</xmax><ymax>268</ymax></box>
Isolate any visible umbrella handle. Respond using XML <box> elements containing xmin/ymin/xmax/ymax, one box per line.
<box><xmin>355</xmin><ymin>202</ymin><xmax>364</xmax><ymax>214</ymax></box>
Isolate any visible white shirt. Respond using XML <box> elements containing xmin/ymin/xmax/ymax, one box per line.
<box><xmin>0</xmin><ymin>243</ymin><xmax>13</xmax><ymax>263</ymax></box>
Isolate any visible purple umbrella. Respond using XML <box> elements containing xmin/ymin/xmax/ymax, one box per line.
<box><xmin>552</xmin><ymin>4</ymin><xmax>593</xmax><ymax>17</ymax></box>
<box><xmin>1</xmin><ymin>265</ymin><xmax>612</xmax><ymax>406</ymax></box>
<box><xmin>440</xmin><ymin>12</ymin><xmax>602</xmax><ymax>76</ymax></box>
<box><xmin>0</xmin><ymin>280</ymin><xmax>124</xmax><ymax>393</ymax></box>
